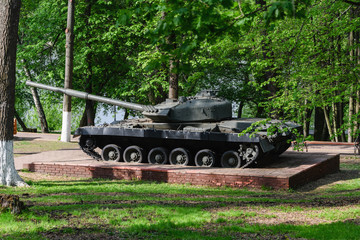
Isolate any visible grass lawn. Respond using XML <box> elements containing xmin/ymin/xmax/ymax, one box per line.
<box><xmin>13</xmin><ymin>140</ymin><xmax>77</xmax><ymax>158</ymax></box>
<box><xmin>1</xmin><ymin>141</ymin><xmax>360</xmax><ymax>239</ymax></box>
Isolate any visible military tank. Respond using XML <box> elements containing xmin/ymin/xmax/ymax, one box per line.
<box><xmin>26</xmin><ymin>81</ymin><xmax>301</xmax><ymax>168</ymax></box>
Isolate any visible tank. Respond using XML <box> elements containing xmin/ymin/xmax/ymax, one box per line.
<box><xmin>26</xmin><ymin>81</ymin><xmax>301</xmax><ymax>168</ymax></box>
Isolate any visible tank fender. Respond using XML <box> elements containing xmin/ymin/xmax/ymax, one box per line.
<box><xmin>259</xmin><ymin>138</ymin><xmax>275</xmax><ymax>153</ymax></box>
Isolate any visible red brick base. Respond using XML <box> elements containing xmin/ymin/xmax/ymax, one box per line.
<box><xmin>23</xmin><ymin>152</ymin><xmax>339</xmax><ymax>190</ymax></box>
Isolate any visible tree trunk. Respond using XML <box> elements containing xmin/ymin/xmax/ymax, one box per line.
<box><xmin>30</xmin><ymin>87</ymin><xmax>49</xmax><ymax>133</ymax></box>
<box><xmin>256</xmin><ymin>106</ymin><xmax>265</xmax><ymax>118</ymax></box>
<box><xmin>168</xmin><ymin>31</ymin><xmax>178</xmax><ymax>100</ymax></box>
<box><xmin>160</xmin><ymin>10</ymin><xmax>179</xmax><ymax>100</ymax></box>
<box><xmin>14</xmin><ymin>110</ymin><xmax>28</xmax><ymax>132</ymax></box>
<box><xmin>338</xmin><ymin>102</ymin><xmax>346</xmax><ymax>142</ymax></box>
<box><xmin>22</xmin><ymin>61</ymin><xmax>49</xmax><ymax>133</ymax></box>
<box><xmin>331</xmin><ymin>102</ymin><xmax>339</xmax><ymax>142</ymax></box>
<box><xmin>355</xmin><ymin>30</ymin><xmax>360</xmax><ymax>137</ymax></box>
<box><xmin>82</xmin><ymin>0</ymin><xmax>96</xmax><ymax>126</ymax></box>
<box><xmin>79</xmin><ymin>108</ymin><xmax>87</xmax><ymax>127</ymax></box>
<box><xmin>355</xmin><ymin>90</ymin><xmax>360</xmax><ymax>138</ymax></box>
<box><xmin>0</xmin><ymin>0</ymin><xmax>27</xmax><ymax>186</ymax></box>
<box><xmin>314</xmin><ymin>107</ymin><xmax>329</xmax><ymax>141</ymax></box>
<box><xmin>237</xmin><ymin>102</ymin><xmax>244</xmax><ymax>118</ymax></box>
<box><xmin>302</xmin><ymin>103</ymin><xmax>312</xmax><ymax>138</ymax></box>
<box><xmin>61</xmin><ymin>0</ymin><xmax>75</xmax><ymax>142</ymax></box>
<box><xmin>323</xmin><ymin>107</ymin><xmax>334</xmax><ymax>142</ymax></box>
<box><xmin>85</xmin><ymin>100</ymin><xmax>95</xmax><ymax>126</ymax></box>
<box><xmin>124</xmin><ymin>108</ymin><xmax>129</xmax><ymax>120</ymax></box>
<box><xmin>348</xmin><ymin>90</ymin><xmax>354</xmax><ymax>142</ymax></box>
<box><xmin>348</xmin><ymin>30</ymin><xmax>355</xmax><ymax>142</ymax></box>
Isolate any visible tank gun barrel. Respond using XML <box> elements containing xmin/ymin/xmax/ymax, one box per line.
<box><xmin>26</xmin><ymin>81</ymin><xmax>149</xmax><ymax>112</ymax></box>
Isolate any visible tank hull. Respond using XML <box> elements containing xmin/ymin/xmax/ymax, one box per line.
<box><xmin>75</xmin><ymin>118</ymin><xmax>300</xmax><ymax>168</ymax></box>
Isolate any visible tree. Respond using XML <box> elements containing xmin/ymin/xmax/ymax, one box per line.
<box><xmin>18</xmin><ymin>0</ymin><xmax>360</xmax><ymax>142</ymax></box>
<box><xmin>16</xmin><ymin>0</ymin><xmax>70</xmax><ymax>131</ymax></box>
<box><xmin>61</xmin><ymin>0</ymin><xmax>75</xmax><ymax>142</ymax></box>
<box><xmin>0</xmin><ymin>0</ymin><xmax>27</xmax><ymax>187</ymax></box>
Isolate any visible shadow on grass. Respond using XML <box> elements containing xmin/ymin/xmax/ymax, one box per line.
<box><xmin>27</xmin><ymin>178</ymin><xmax>251</xmax><ymax>195</ymax></box>
<box><xmin>14</xmin><ymin>152</ymin><xmax>39</xmax><ymax>156</ymax></box>
<box><xmin>0</xmin><ymin>224</ymin><xmax>232</xmax><ymax>240</ymax></box>
<box><xmin>273</xmin><ymin>220</ymin><xmax>360</xmax><ymax>240</ymax></box>
<box><xmin>2</xmin><ymin>218</ymin><xmax>360</xmax><ymax>240</ymax></box>
<box><xmin>14</xmin><ymin>136</ymin><xmax>40</xmax><ymax>142</ymax></box>
<box><xmin>297</xmin><ymin>169</ymin><xmax>360</xmax><ymax>192</ymax></box>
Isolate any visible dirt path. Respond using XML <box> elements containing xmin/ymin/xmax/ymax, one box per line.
<box><xmin>14</xmin><ymin>131</ymin><xmax>78</xmax><ymax>142</ymax></box>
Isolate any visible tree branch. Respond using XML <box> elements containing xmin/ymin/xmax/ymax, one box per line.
<box><xmin>342</xmin><ymin>0</ymin><xmax>360</xmax><ymax>6</ymax></box>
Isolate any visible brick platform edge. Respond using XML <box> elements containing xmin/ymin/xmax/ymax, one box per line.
<box><xmin>23</xmin><ymin>154</ymin><xmax>340</xmax><ymax>190</ymax></box>
<box><xmin>289</xmin><ymin>154</ymin><xmax>339</xmax><ymax>188</ymax></box>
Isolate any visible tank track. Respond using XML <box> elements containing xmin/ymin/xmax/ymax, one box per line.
<box><xmin>240</xmin><ymin>158</ymin><xmax>257</xmax><ymax>169</ymax></box>
<box><xmin>79</xmin><ymin>143</ymin><xmax>101</xmax><ymax>161</ymax></box>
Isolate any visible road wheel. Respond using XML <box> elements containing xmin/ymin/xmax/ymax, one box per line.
<box><xmin>148</xmin><ymin>147</ymin><xmax>168</xmax><ymax>164</ymax></box>
<box><xmin>101</xmin><ymin>144</ymin><xmax>121</xmax><ymax>162</ymax></box>
<box><xmin>195</xmin><ymin>149</ymin><xmax>216</xmax><ymax>167</ymax></box>
<box><xmin>123</xmin><ymin>145</ymin><xmax>145</xmax><ymax>163</ymax></box>
<box><xmin>221</xmin><ymin>150</ymin><xmax>241</xmax><ymax>168</ymax></box>
<box><xmin>169</xmin><ymin>148</ymin><xmax>191</xmax><ymax>166</ymax></box>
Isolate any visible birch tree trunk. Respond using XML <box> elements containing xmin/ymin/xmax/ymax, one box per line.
<box><xmin>302</xmin><ymin>100</ymin><xmax>312</xmax><ymax>138</ymax></box>
<box><xmin>348</xmin><ymin>30</ymin><xmax>354</xmax><ymax>142</ymax></box>
<box><xmin>0</xmin><ymin>0</ymin><xmax>27</xmax><ymax>186</ymax></box>
<box><xmin>355</xmin><ymin>31</ymin><xmax>360</xmax><ymax>137</ymax></box>
<box><xmin>331</xmin><ymin>102</ymin><xmax>339</xmax><ymax>142</ymax></box>
<box><xmin>323</xmin><ymin>107</ymin><xmax>334</xmax><ymax>142</ymax></box>
<box><xmin>61</xmin><ymin>0</ymin><xmax>75</xmax><ymax>142</ymax></box>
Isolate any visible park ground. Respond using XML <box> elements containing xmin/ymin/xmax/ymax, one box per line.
<box><xmin>1</xmin><ymin>132</ymin><xmax>360</xmax><ymax>239</ymax></box>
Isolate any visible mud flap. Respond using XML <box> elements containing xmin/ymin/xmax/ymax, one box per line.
<box><xmin>259</xmin><ymin>138</ymin><xmax>275</xmax><ymax>153</ymax></box>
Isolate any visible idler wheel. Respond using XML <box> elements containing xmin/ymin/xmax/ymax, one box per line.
<box><xmin>123</xmin><ymin>145</ymin><xmax>145</xmax><ymax>163</ymax></box>
<box><xmin>101</xmin><ymin>144</ymin><xmax>121</xmax><ymax>162</ymax></box>
<box><xmin>195</xmin><ymin>149</ymin><xmax>216</xmax><ymax>167</ymax></box>
<box><xmin>80</xmin><ymin>136</ymin><xmax>97</xmax><ymax>150</ymax></box>
<box><xmin>169</xmin><ymin>148</ymin><xmax>191</xmax><ymax>166</ymax></box>
<box><xmin>148</xmin><ymin>147</ymin><xmax>169</xmax><ymax>164</ymax></box>
<box><xmin>221</xmin><ymin>151</ymin><xmax>241</xmax><ymax>168</ymax></box>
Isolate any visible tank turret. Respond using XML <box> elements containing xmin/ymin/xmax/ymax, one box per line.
<box><xmin>26</xmin><ymin>81</ymin><xmax>232</xmax><ymax>123</ymax></box>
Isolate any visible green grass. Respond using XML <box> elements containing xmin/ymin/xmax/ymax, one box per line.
<box><xmin>340</xmin><ymin>162</ymin><xmax>360</xmax><ymax>170</ymax></box>
<box><xmin>13</xmin><ymin>140</ymin><xmax>77</xmax><ymax>157</ymax></box>
<box><xmin>1</xmin><ymin>158</ymin><xmax>360</xmax><ymax>239</ymax></box>
<box><xmin>1</xmin><ymin>176</ymin><xmax>360</xmax><ymax>240</ymax></box>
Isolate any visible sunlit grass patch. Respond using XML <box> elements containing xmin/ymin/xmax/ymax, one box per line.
<box><xmin>313</xmin><ymin>206</ymin><xmax>360</xmax><ymax>221</ymax></box>
<box><xmin>325</xmin><ymin>179</ymin><xmax>360</xmax><ymax>193</ymax></box>
<box><xmin>341</xmin><ymin>163</ymin><xmax>360</xmax><ymax>170</ymax></box>
<box><xmin>0</xmin><ymin>211</ymin><xmax>68</xmax><ymax>238</ymax></box>
<box><xmin>13</xmin><ymin>140</ymin><xmax>77</xmax><ymax>157</ymax></box>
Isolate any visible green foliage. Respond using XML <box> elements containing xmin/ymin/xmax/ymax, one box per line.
<box><xmin>15</xmin><ymin>0</ymin><xmax>360</xmax><ymax>142</ymax></box>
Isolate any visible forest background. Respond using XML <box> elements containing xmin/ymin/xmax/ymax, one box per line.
<box><xmin>15</xmin><ymin>0</ymin><xmax>360</xmax><ymax>143</ymax></box>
